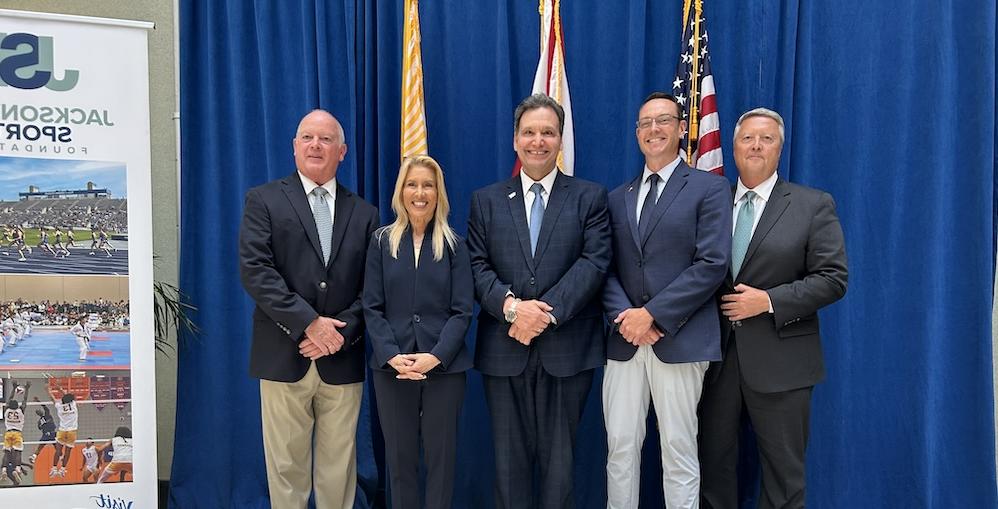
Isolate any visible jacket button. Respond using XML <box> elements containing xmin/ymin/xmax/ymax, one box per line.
<box><xmin>414</xmin><ymin>314</ymin><xmax>421</xmax><ymax>323</ymax></box>
<box><xmin>642</xmin><ymin>294</ymin><xmax>650</xmax><ymax>302</ymax></box>
<box><xmin>319</xmin><ymin>281</ymin><xmax>327</xmax><ymax>290</ymax></box>
<box><xmin>529</xmin><ymin>277</ymin><xmax>536</xmax><ymax>285</ymax></box>
<box><xmin>637</xmin><ymin>261</ymin><xmax>642</xmax><ymax>268</ymax></box>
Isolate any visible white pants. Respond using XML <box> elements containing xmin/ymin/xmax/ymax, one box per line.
<box><xmin>76</xmin><ymin>336</ymin><xmax>89</xmax><ymax>360</ymax></box>
<box><xmin>603</xmin><ymin>345</ymin><xmax>708</xmax><ymax>509</ymax></box>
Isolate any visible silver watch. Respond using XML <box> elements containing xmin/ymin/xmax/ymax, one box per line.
<box><xmin>504</xmin><ymin>298</ymin><xmax>521</xmax><ymax>323</ymax></box>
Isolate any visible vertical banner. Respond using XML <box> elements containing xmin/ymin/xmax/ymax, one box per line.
<box><xmin>0</xmin><ymin>9</ymin><xmax>155</xmax><ymax>509</ymax></box>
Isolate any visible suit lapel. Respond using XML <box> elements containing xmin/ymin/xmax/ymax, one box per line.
<box><xmin>281</xmin><ymin>173</ymin><xmax>324</xmax><ymax>264</ymax></box>
<box><xmin>503</xmin><ymin>177</ymin><xmax>535</xmax><ymax>270</ymax></box>
<box><xmin>740</xmin><ymin>178</ymin><xmax>790</xmax><ymax>273</ymax></box>
<box><xmin>532</xmin><ymin>171</ymin><xmax>570</xmax><ymax>264</ymax></box>
<box><xmin>641</xmin><ymin>163</ymin><xmax>689</xmax><ymax>247</ymax></box>
<box><xmin>326</xmin><ymin>183</ymin><xmax>356</xmax><ymax>268</ymax></box>
<box><xmin>624</xmin><ymin>174</ymin><xmax>642</xmax><ymax>251</ymax></box>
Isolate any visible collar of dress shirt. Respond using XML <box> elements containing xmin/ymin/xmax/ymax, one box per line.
<box><xmin>642</xmin><ymin>155</ymin><xmax>682</xmax><ymax>189</ymax></box>
<box><xmin>298</xmin><ymin>172</ymin><xmax>337</xmax><ymax>199</ymax></box>
<box><xmin>734</xmin><ymin>170</ymin><xmax>778</xmax><ymax>205</ymax></box>
<box><xmin>519</xmin><ymin>167</ymin><xmax>559</xmax><ymax>200</ymax></box>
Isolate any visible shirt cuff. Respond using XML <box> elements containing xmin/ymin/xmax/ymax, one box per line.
<box><xmin>766</xmin><ymin>291</ymin><xmax>774</xmax><ymax>314</ymax></box>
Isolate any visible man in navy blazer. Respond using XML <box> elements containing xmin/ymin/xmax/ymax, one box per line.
<box><xmin>698</xmin><ymin>108</ymin><xmax>847</xmax><ymax>509</ymax></box>
<box><xmin>467</xmin><ymin>94</ymin><xmax>611</xmax><ymax>509</ymax></box>
<box><xmin>602</xmin><ymin>92</ymin><xmax>731</xmax><ymax>508</ymax></box>
<box><xmin>239</xmin><ymin>110</ymin><xmax>378</xmax><ymax>509</ymax></box>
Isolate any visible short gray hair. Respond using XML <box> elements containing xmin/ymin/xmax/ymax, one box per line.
<box><xmin>513</xmin><ymin>94</ymin><xmax>565</xmax><ymax>135</ymax></box>
<box><xmin>733</xmin><ymin>108</ymin><xmax>785</xmax><ymax>144</ymax></box>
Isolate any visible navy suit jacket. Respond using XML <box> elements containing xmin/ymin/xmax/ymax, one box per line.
<box><xmin>714</xmin><ymin>178</ymin><xmax>848</xmax><ymax>393</ymax></box>
<box><xmin>468</xmin><ymin>171</ymin><xmax>611</xmax><ymax>377</ymax></box>
<box><xmin>239</xmin><ymin>172</ymin><xmax>378</xmax><ymax>384</ymax></box>
<box><xmin>362</xmin><ymin>223</ymin><xmax>474</xmax><ymax>373</ymax></box>
<box><xmin>603</xmin><ymin>162</ymin><xmax>731</xmax><ymax>363</ymax></box>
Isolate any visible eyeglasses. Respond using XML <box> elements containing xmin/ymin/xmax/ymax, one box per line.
<box><xmin>636</xmin><ymin>114</ymin><xmax>680</xmax><ymax>130</ymax></box>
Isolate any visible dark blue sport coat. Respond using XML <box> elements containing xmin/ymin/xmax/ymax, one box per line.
<box><xmin>239</xmin><ymin>172</ymin><xmax>379</xmax><ymax>385</ymax></box>
<box><xmin>603</xmin><ymin>161</ymin><xmax>731</xmax><ymax>363</ymax></box>
<box><xmin>468</xmin><ymin>171</ymin><xmax>611</xmax><ymax>377</ymax></box>
<box><xmin>362</xmin><ymin>223</ymin><xmax>474</xmax><ymax>373</ymax></box>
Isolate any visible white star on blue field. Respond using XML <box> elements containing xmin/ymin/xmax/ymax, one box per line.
<box><xmin>0</xmin><ymin>156</ymin><xmax>126</xmax><ymax>200</ymax></box>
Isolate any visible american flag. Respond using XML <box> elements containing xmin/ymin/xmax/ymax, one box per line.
<box><xmin>672</xmin><ymin>0</ymin><xmax>723</xmax><ymax>175</ymax></box>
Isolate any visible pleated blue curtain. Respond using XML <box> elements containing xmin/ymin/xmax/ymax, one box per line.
<box><xmin>173</xmin><ymin>1</ymin><xmax>997</xmax><ymax>507</ymax></box>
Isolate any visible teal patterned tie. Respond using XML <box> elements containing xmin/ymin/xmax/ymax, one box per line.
<box><xmin>730</xmin><ymin>191</ymin><xmax>756</xmax><ymax>278</ymax></box>
<box><xmin>311</xmin><ymin>187</ymin><xmax>332</xmax><ymax>263</ymax></box>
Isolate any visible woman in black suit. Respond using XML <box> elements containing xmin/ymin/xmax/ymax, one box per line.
<box><xmin>363</xmin><ymin>155</ymin><xmax>473</xmax><ymax>509</ymax></box>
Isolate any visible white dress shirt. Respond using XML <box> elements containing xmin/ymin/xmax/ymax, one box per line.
<box><xmin>519</xmin><ymin>168</ymin><xmax>559</xmax><ymax>229</ymax></box>
<box><xmin>636</xmin><ymin>155</ymin><xmax>682</xmax><ymax>219</ymax></box>
<box><xmin>298</xmin><ymin>172</ymin><xmax>337</xmax><ymax>226</ymax></box>
<box><xmin>732</xmin><ymin>170</ymin><xmax>778</xmax><ymax>236</ymax></box>
<box><xmin>733</xmin><ymin>170</ymin><xmax>779</xmax><ymax>313</ymax></box>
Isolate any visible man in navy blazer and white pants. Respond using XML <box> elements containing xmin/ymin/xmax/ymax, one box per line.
<box><xmin>468</xmin><ymin>94</ymin><xmax>611</xmax><ymax>509</ymax></box>
<box><xmin>602</xmin><ymin>93</ymin><xmax>731</xmax><ymax>508</ymax></box>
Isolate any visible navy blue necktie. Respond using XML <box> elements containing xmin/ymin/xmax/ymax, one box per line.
<box><xmin>638</xmin><ymin>173</ymin><xmax>661</xmax><ymax>236</ymax></box>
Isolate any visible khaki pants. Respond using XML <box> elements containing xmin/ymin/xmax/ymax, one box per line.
<box><xmin>260</xmin><ymin>363</ymin><xmax>362</xmax><ymax>509</ymax></box>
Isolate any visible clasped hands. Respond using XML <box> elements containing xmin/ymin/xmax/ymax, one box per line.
<box><xmin>505</xmin><ymin>297</ymin><xmax>553</xmax><ymax>346</ymax></box>
<box><xmin>389</xmin><ymin>353</ymin><xmax>440</xmax><ymax>380</ymax></box>
<box><xmin>299</xmin><ymin>316</ymin><xmax>347</xmax><ymax>360</ymax></box>
<box><xmin>613</xmin><ymin>307</ymin><xmax>664</xmax><ymax>346</ymax></box>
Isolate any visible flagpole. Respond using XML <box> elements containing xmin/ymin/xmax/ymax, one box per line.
<box><xmin>688</xmin><ymin>0</ymin><xmax>702</xmax><ymax>167</ymax></box>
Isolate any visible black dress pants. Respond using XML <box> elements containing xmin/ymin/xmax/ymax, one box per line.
<box><xmin>373</xmin><ymin>369</ymin><xmax>466</xmax><ymax>509</ymax></box>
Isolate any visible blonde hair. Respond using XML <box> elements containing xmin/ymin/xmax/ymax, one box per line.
<box><xmin>382</xmin><ymin>155</ymin><xmax>457</xmax><ymax>261</ymax></box>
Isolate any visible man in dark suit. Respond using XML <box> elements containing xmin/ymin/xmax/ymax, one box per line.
<box><xmin>698</xmin><ymin>108</ymin><xmax>848</xmax><ymax>509</ymax></box>
<box><xmin>602</xmin><ymin>92</ymin><xmax>731</xmax><ymax>508</ymax></box>
<box><xmin>239</xmin><ymin>109</ymin><xmax>378</xmax><ymax>509</ymax></box>
<box><xmin>467</xmin><ymin>93</ymin><xmax>611</xmax><ymax>509</ymax></box>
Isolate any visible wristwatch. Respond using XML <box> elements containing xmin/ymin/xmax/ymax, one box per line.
<box><xmin>504</xmin><ymin>298</ymin><xmax>521</xmax><ymax>323</ymax></box>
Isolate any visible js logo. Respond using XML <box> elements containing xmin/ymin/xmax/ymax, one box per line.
<box><xmin>0</xmin><ymin>32</ymin><xmax>79</xmax><ymax>91</ymax></box>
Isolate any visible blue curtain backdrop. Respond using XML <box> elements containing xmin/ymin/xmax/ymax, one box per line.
<box><xmin>172</xmin><ymin>0</ymin><xmax>998</xmax><ymax>507</ymax></box>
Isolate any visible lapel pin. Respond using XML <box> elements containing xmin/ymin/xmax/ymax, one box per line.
<box><xmin>508</xmin><ymin>192</ymin><xmax>516</xmax><ymax>199</ymax></box>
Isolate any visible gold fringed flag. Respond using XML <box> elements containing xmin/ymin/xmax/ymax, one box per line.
<box><xmin>401</xmin><ymin>0</ymin><xmax>428</xmax><ymax>160</ymax></box>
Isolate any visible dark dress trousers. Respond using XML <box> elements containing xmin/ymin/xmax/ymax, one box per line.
<box><xmin>239</xmin><ymin>172</ymin><xmax>378</xmax><ymax>385</ymax></box>
<box><xmin>699</xmin><ymin>178</ymin><xmax>848</xmax><ymax>509</ymax></box>
<box><xmin>467</xmin><ymin>171</ymin><xmax>611</xmax><ymax>509</ymax></box>
<box><xmin>363</xmin><ymin>223</ymin><xmax>474</xmax><ymax>509</ymax></box>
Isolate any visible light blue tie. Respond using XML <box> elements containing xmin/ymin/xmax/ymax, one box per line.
<box><xmin>311</xmin><ymin>187</ymin><xmax>332</xmax><ymax>264</ymax></box>
<box><xmin>529</xmin><ymin>183</ymin><xmax>545</xmax><ymax>255</ymax></box>
<box><xmin>731</xmin><ymin>191</ymin><xmax>756</xmax><ymax>278</ymax></box>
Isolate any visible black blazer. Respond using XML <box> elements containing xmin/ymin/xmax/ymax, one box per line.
<box><xmin>715</xmin><ymin>178</ymin><xmax>848</xmax><ymax>393</ymax></box>
<box><xmin>239</xmin><ymin>173</ymin><xmax>378</xmax><ymax>384</ymax></box>
<box><xmin>362</xmin><ymin>223</ymin><xmax>474</xmax><ymax>373</ymax></box>
<box><xmin>467</xmin><ymin>171</ymin><xmax>612</xmax><ymax>377</ymax></box>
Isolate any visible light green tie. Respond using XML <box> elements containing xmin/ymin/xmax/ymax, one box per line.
<box><xmin>731</xmin><ymin>191</ymin><xmax>756</xmax><ymax>278</ymax></box>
